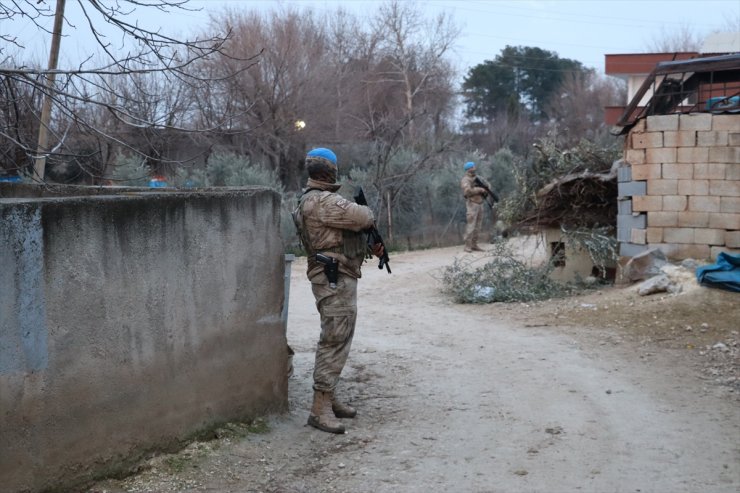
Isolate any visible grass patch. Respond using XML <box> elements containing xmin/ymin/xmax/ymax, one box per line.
<box><xmin>213</xmin><ymin>418</ymin><xmax>270</xmax><ymax>440</ymax></box>
<box><xmin>164</xmin><ymin>455</ymin><xmax>191</xmax><ymax>473</ymax></box>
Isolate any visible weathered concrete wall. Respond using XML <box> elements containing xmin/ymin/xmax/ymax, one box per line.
<box><xmin>619</xmin><ymin>113</ymin><xmax>740</xmax><ymax>260</ymax></box>
<box><xmin>543</xmin><ymin>228</ymin><xmax>604</xmax><ymax>282</ymax></box>
<box><xmin>0</xmin><ymin>187</ymin><xmax>288</xmax><ymax>492</ymax></box>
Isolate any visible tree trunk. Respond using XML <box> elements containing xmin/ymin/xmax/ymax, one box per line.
<box><xmin>386</xmin><ymin>190</ymin><xmax>393</xmax><ymax>245</ymax></box>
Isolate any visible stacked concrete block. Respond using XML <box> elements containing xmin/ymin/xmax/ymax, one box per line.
<box><xmin>620</xmin><ymin>113</ymin><xmax>740</xmax><ymax>260</ymax></box>
<box><xmin>617</xmin><ymin>155</ymin><xmax>648</xmax><ymax>256</ymax></box>
<box><xmin>617</xmin><ymin>212</ymin><xmax>646</xmax><ymax>242</ymax></box>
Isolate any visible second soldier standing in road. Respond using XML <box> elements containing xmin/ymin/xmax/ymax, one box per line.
<box><xmin>292</xmin><ymin>147</ymin><xmax>384</xmax><ymax>434</ymax></box>
<box><xmin>460</xmin><ymin>161</ymin><xmax>492</xmax><ymax>252</ymax></box>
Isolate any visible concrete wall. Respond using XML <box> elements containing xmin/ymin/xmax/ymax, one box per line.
<box><xmin>0</xmin><ymin>187</ymin><xmax>288</xmax><ymax>492</ymax></box>
<box><xmin>618</xmin><ymin>113</ymin><xmax>740</xmax><ymax>260</ymax></box>
<box><xmin>544</xmin><ymin>228</ymin><xmax>603</xmax><ymax>282</ymax></box>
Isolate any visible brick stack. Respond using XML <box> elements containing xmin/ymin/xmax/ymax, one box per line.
<box><xmin>618</xmin><ymin>113</ymin><xmax>740</xmax><ymax>260</ymax></box>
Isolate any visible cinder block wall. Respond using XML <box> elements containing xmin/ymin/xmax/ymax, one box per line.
<box><xmin>0</xmin><ymin>188</ymin><xmax>288</xmax><ymax>493</ymax></box>
<box><xmin>618</xmin><ymin>113</ymin><xmax>740</xmax><ymax>260</ymax></box>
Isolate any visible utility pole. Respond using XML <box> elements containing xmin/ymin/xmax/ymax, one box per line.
<box><xmin>33</xmin><ymin>0</ymin><xmax>67</xmax><ymax>183</ymax></box>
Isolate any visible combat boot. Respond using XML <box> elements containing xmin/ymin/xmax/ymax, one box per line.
<box><xmin>332</xmin><ymin>397</ymin><xmax>357</xmax><ymax>418</ymax></box>
<box><xmin>308</xmin><ymin>391</ymin><xmax>345</xmax><ymax>434</ymax></box>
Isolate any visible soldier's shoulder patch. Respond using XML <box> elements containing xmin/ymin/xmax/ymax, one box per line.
<box><xmin>334</xmin><ymin>198</ymin><xmax>351</xmax><ymax>209</ymax></box>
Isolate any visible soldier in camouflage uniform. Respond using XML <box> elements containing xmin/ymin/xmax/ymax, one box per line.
<box><xmin>293</xmin><ymin>148</ymin><xmax>384</xmax><ymax>434</ymax></box>
<box><xmin>460</xmin><ymin>161</ymin><xmax>491</xmax><ymax>252</ymax></box>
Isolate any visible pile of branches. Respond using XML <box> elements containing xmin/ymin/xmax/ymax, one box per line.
<box><xmin>500</xmin><ymin>137</ymin><xmax>620</xmax><ymax>231</ymax></box>
<box><xmin>523</xmin><ymin>168</ymin><xmax>618</xmax><ymax>228</ymax></box>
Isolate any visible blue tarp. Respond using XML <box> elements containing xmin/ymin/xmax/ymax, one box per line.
<box><xmin>696</xmin><ymin>252</ymin><xmax>740</xmax><ymax>293</ymax></box>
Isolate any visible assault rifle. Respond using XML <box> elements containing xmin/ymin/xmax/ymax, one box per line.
<box><xmin>353</xmin><ymin>188</ymin><xmax>391</xmax><ymax>274</ymax></box>
<box><xmin>474</xmin><ymin>176</ymin><xmax>500</xmax><ymax>209</ymax></box>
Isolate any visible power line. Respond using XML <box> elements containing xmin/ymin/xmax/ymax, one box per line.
<box><xmin>425</xmin><ymin>0</ymin><xmax>732</xmax><ymax>31</ymax></box>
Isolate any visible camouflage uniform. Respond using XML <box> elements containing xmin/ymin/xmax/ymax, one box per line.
<box><xmin>296</xmin><ymin>178</ymin><xmax>375</xmax><ymax>393</ymax></box>
<box><xmin>460</xmin><ymin>171</ymin><xmax>492</xmax><ymax>251</ymax></box>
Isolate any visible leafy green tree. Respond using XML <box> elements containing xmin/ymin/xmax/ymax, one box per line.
<box><xmin>478</xmin><ymin>147</ymin><xmax>518</xmax><ymax>199</ymax></box>
<box><xmin>111</xmin><ymin>156</ymin><xmax>151</xmax><ymax>187</ymax></box>
<box><xmin>461</xmin><ymin>59</ymin><xmax>516</xmax><ymax>121</ymax></box>
<box><xmin>185</xmin><ymin>152</ymin><xmax>283</xmax><ymax>191</ymax></box>
<box><xmin>462</xmin><ymin>45</ymin><xmax>585</xmax><ymax>121</ymax></box>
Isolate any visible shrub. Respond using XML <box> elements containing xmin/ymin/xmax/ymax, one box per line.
<box><xmin>440</xmin><ymin>239</ymin><xmax>574</xmax><ymax>303</ymax></box>
<box><xmin>111</xmin><ymin>155</ymin><xmax>150</xmax><ymax>186</ymax></box>
<box><xmin>560</xmin><ymin>225</ymin><xmax>618</xmax><ymax>279</ymax></box>
<box><xmin>185</xmin><ymin>152</ymin><xmax>283</xmax><ymax>191</ymax></box>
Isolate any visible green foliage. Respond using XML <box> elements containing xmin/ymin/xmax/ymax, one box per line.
<box><xmin>463</xmin><ymin>45</ymin><xmax>585</xmax><ymax>121</ymax></box>
<box><xmin>426</xmin><ymin>158</ymin><xmax>469</xmax><ymax>226</ymax></box>
<box><xmin>531</xmin><ymin>133</ymin><xmax>618</xmax><ymax>179</ymax></box>
<box><xmin>164</xmin><ymin>455</ymin><xmax>191</xmax><ymax>473</ymax></box>
<box><xmin>474</xmin><ymin>147</ymin><xmax>517</xmax><ymax>200</ymax></box>
<box><xmin>213</xmin><ymin>418</ymin><xmax>270</xmax><ymax>439</ymax></box>
<box><xmin>185</xmin><ymin>152</ymin><xmax>284</xmax><ymax>191</ymax></box>
<box><xmin>341</xmin><ymin>146</ymin><xmax>527</xmax><ymax>249</ymax></box>
<box><xmin>112</xmin><ymin>152</ymin><xmax>287</xmax><ymax>191</ymax></box>
<box><xmin>496</xmin><ymin>161</ymin><xmax>534</xmax><ymax>227</ymax></box>
<box><xmin>111</xmin><ymin>155</ymin><xmax>150</xmax><ymax>186</ymax></box>
<box><xmin>246</xmin><ymin>418</ymin><xmax>270</xmax><ymax>434</ymax></box>
<box><xmin>463</xmin><ymin>59</ymin><xmax>516</xmax><ymax>120</ymax></box>
<box><xmin>441</xmin><ymin>240</ymin><xmax>573</xmax><ymax>303</ymax></box>
<box><xmin>347</xmin><ymin>149</ymin><xmax>468</xmax><ymax>248</ymax></box>
<box><xmin>561</xmin><ymin>226</ymin><xmax>618</xmax><ymax>278</ymax></box>
<box><xmin>497</xmin><ymin>134</ymin><xmax>620</xmax><ymax>227</ymax></box>
<box><xmin>286</xmin><ymin>136</ymin><xmax>620</xmax><ymax>253</ymax></box>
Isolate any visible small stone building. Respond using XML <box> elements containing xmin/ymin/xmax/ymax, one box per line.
<box><xmin>543</xmin><ymin>227</ymin><xmax>606</xmax><ymax>282</ymax></box>
<box><xmin>525</xmin><ymin>169</ymin><xmax>619</xmax><ymax>281</ymax></box>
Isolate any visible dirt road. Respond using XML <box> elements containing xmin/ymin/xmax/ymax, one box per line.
<box><xmin>92</xmin><ymin>243</ymin><xmax>740</xmax><ymax>493</ymax></box>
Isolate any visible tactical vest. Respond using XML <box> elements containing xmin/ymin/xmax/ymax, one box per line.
<box><xmin>293</xmin><ymin>190</ymin><xmax>368</xmax><ymax>260</ymax></box>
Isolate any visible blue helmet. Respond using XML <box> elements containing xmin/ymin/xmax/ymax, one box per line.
<box><xmin>307</xmin><ymin>148</ymin><xmax>337</xmax><ymax>167</ymax></box>
<box><xmin>464</xmin><ymin>161</ymin><xmax>475</xmax><ymax>171</ymax></box>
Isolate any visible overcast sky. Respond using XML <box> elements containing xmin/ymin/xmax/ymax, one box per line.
<box><xmin>7</xmin><ymin>0</ymin><xmax>740</xmax><ymax>76</ymax></box>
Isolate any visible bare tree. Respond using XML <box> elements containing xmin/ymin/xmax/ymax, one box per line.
<box><xmin>721</xmin><ymin>13</ymin><xmax>740</xmax><ymax>33</ymax></box>
<box><xmin>194</xmin><ymin>7</ymin><xmax>329</xmax><ymax>191</ymax></box>
<box><xmin>322</xmin><ymin>7</ymin><xmax>372</xmax><ymax>143</ymax></box>
<box><xmin>0</xmin><ymin>73</ymin><xmax>44</xmax><ymax>176</ymax></box>
<box><xmin>646</xmin><ymin>24</ymin><xmax>703</xmax><ymax>53</ymax></box>
<box><xmin>545</xmin><ymin>71</ymin><xmax>626</xmax><ymax>146</ymax></box>
<box><xmin>465</xmin><ymin>111</ymin><xmax>541</xmax><ymax>159</ymax></box>
<box><xmin>350</xmin><ymin>1</ymin><xmax>459</xmax><ymax>239</ymax></box>
<box><xmin>371</xmin><ymin>0</ymin><xmax>458</xmax><ymax>142</ymax></box>
<box><xmin>0</xmin><ymin>0</ymin><xmax>256</xmax><ymax>183</ymax></box>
